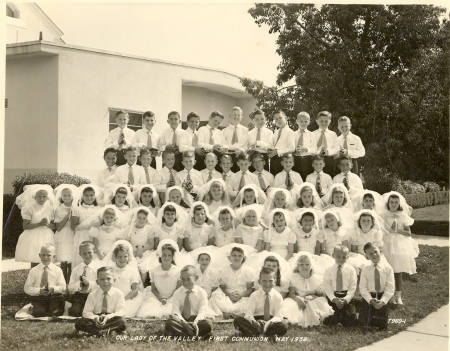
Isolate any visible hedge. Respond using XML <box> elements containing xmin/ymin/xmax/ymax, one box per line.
<box><xmin>405</xmin><ymin>191</ymin><xmax>449</xmax><ymax>209</ymax></box>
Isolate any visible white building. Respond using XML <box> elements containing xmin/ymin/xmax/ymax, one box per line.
<box><xmin>4</xmin><ymin>3</ymin><xmax>257</xmax><ymax>193</ymax></box>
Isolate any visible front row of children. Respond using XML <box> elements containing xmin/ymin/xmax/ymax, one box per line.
<box><xmin>25</xmin><ymin>239</ymin><xmax>394</xmax><ymax>337</ymax></box>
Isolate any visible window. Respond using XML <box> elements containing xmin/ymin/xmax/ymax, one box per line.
<box><xmin>108</xmin><ymin>108</ymin><xmax>143</xmax><ymax>132</ymax></box>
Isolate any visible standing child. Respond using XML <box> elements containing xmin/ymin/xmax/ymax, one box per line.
<box><xmin>283</xmin><ymin>252</ymin><xmax>334</xmax><ymax>327</ymax></box>
<box><xmin>183</xmin><ymin>202</ymin><xmax>216</xmax><ymax>252</ymax></box>
<box><xmin>333</xmin><ymin>156</ymin><xmax>364</xmax><ymax>197</ymax></box>
<box><xmin>131</xmin><ymin>111</ymin><xmax>160</xmax><ymax>169</ymax></box>
<box><xmin>200</xmin><ymin>153</ymin><xmax>223</xmax><ymax>184</ymax></box>
<box><xmin>133</xmin><ymin>185</ymin><xmax>161</xmax><ymax>217</ymax></box>
<box><xmin>252</xmin><ymin>152</ymin><xmax>274</xmax><ymax>193</ymax></box>
<box><xmin>322</xmin><ymin>245</ymin><xmax>358</xmax><ymax>326</ymax></box>
<box><xmin>222</xmin><ymin>106</ymin><xmax>249</xmax><ymax>172</ymax></box>
<box><xmin>294</xmin><ymin>112</ymin><xmax>314</xmax><ymax>180</ymax></box>
<box><xmin>104</xmin><ymin>110</ymin><xmax>136</xmax><ymax>166</ymax></box>
<box><xmin>68</xmin><ymin>241</ymin><xmax>101</xmax><ymax>317</ymax></box>
<box><xmin>306</xmin><ymin>155</ymin><xmax>334</xmax><ymax>197</ymax></box>
<box><xmin>197</xmin><ymin>179</ymin><xmax>231</xmax><ymax>216</ymax></box>
<box><xmin>359</xmin><ymin>242</ymin><xmax>395</xmax><ymax>330</ymax></box>
<box><xmin>197</xmin><ymin>111</ymin><xmax>228</xmax><ymax>170</ymax></box>
<box><xmin>165</xmin><ymin>265</ymin><xmax>213</xmax><ymax>338</ymax></box>
<box><xmin>336</xmin><ymin>116</ymin><xmax>365</xmax><ymax>176</ymax></box>
<box><xmin>139</xmin><ymin>147</ymin><xmax>160</xmax><ymax>185</ymax></box>
<box><xmin>273</xmin><ymin>153</ymin><xmax>303</xmax><ymax>191</ymax></box>
<box><xmin>113</xmin><ymin>146</ymin><xmax>146</xmax><ymax>190</ymax></box>
<box><xmin>179</xmin><ymin>112</ymin><xmax>206</xmax><ymax>171</ymax></box>
<box><xmin>312</xmin><ymin>111</ymin><xmax>339</xmax><ymax>177</ymax></box>
<box><xmin>158</xmin><ymin>111</ymin><xmax>184</xmax><ymax>171</ymax></box>
<box><xmin>248</xmin><ymin>109</ymin><xmax>273</xmax><ymax>172</ymax></box>
<box><xmin>235</xmin><ymin>205</ymin><xmax>265</xmax><ymax>252</ymax></box>
<box><xmin>264</xmin><ymin>209</ymin><xmax>296</xmax><ymax>260</ymax></box>
<box><xmin>15</xmin><ymin>185</ymin><xmax>56</xmax><ymax>266</ymax></box>
<box><xmin>156</xmin><ymin>150</ymin><xmax>181</xmax><ymax>203</ymax></box>
<box><xmin>75</xmin><ymin>267</ymin><xmax>127</xmax><ymax>335</ymax></box>
<box><xmin>24</xmin><ymin>243</ymin><xmax>66</xmax><ymax>317</ymax></box>
<box><xmin>220</xmin><ymin>154</ymin><xmax>235</xmax><ymax>187</ymax></box>
<box><xmin>176</xmin><ymin>151</ymin><xmax>203</xmax><ymax>198</ymax></box>
<box><xmin>381</xmin><ymin>192</ymin><xmax>418</xmax><ymax>305</ymax></box>
<box><xmin>268</xmin><ymin>111</ymin><xmax>295</xmax><ymax>176</ymax></box>
<box><xmin>98</xmin><ymin>148</ymin><xmax>118</xmax><ymax>189</ymax></box>
<box><xmin>228</xmin><ymin>153</ymin><xmax>259</xmax><ymax>198</ymax></box>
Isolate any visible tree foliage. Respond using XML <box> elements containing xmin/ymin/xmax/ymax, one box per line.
<box><xmin>241</xmin><ymin>4</ymin><xmax>449</xmax><ymax>183</ymax></box>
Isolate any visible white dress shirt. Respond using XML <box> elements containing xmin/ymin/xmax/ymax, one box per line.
<box><xmin>24</xmin><ymin>263</ymin><xmax>67</xmax><ymax>296</ymax></box>
<box><xmin>273</xmin><ymin>170</ymin><xmax>303</xmax><ymax>189</ymax></box>
<box><xmin>98</xmin><ymin>165</ymin><xmax>117</xmax><ymax>188</ymax></box>
<box><xmin>222</xmin><ymin>124</ymin><xmax>249</xmax><ymax>152</ymax></box>
<box><xmin>306</xmin><ymin>171</ymin><xmax>334</xmax><ymax>194</ymax></box>
<box><xmin>197</xmin><ymin>125</ymin><xmax>228</xmax><ymax>151</ymax></box>
<box><xmin>245</xmin><ymin>287</ymin><xmax>284</xmax><ymax>323</ymax></box>
<box><xmin>104</xmin><ymin>127</ymin><xmax>136</xmax><ymax>150</ymax></box>
<box><xmin>131</xmin><ymin>128</ymin><xmax>160</xmax><ymax>151</ymax></box>
<box><xmin>82</xmin><ymin>286</ymin><xmax>126</xmax><ymax>319</ymax></box>
<box><xmin>179</xmin><ymin>128</ymin><xmax>198</xmax><ymax>153</ymax></box>
<box><xmin>158</xmin><ymin>127</ymin><xmax>183</xmax><ymax>151</ymax></box>
<box><xmin>68</xmin><ymin>260</ymin><xmax>101</xmax><ymax>293</ymax></box>
<box><xmin>294</xmin><ymin>129</ymin><xmax>314</xmax><ymax>156</ymax></box>
<box><xmin>113</xmin><ymin>163</ymin><xmax>147</xmax><ymax>187</ymax></box>
<box><xmin>200</xmin><ymin>168</ymin><xmax>222</xmax><ymax>184</ymax></box>
<box><xmin>248</xmin><ymin>127</ymin><xmax>274</xmax><ymax>153</ymax></box>
<box><xmin>323</xmin><ymin>263</ymin><xmax>357</xmax><ymax>303</ymax></box>
<box><xmin>311</xmin><ymin>128</ymin><xmax>339</xmax><ymax>156</ymax></box>
<box><xmin>337</xmin><ymin>132</ymin><xmax>365</xmax><ymax>159</ymax></box>
<box><xmin>222</xmin><ymin>170</ymin><xmax>235</xmax><ymax>187</ymax></box>
<box><xmin>333</xmin><ymin>172</ymin><xmax>364</xmax><ymax>195</ymax></box>
<box><xmin>359</xmin><ymin>261</ymin><xmax>395</xmax><ymax>305</ymax></box>
<box><xmin>253</xmin><ymin>170</ymin><xmax>274</xmax><ymax>189</ymax></box>
<box><xmin>156</xmin><ymin>166</ymin><xmax>180</xmax><ymax>192</ymax></box>
<box><xmin>271</xmin><ymin>126</ymin><xmax>295</xmax><ymax>156</ymax></box>
<box><xmin>227</xmin><ymin>171</ymin><xmax>259</xmax><ymax>197</ymax></box>
<box><xmin>171</xmin><ymin>285</ymin><xmax>209</xmax><ymax>323</ymax></box>
<box><xmin>176</xmin><ymin>169</ymin><xmax>203</xmax><ymax>194</ymax></box>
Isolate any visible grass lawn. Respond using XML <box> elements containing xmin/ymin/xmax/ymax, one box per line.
<box><xmin>412</xmin><ymin>204</ymin><xmax>449</xmax><ymax>221</ymax></box>
<box><xmin>1</xmin><ymin>245</ymin><xmax>448</xmax><ymax>351</ymax></box>
<box><xmin>411</xmin><ymin>204</ymin><xmax>449</xmax><ymax>237</ymax></box>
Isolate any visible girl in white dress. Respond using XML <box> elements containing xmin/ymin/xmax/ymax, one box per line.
<box><xmin>210</xmin><ymin>245</ymin><xmax>255</xmax><ymax>319</ymax></box>
<box><xmin>104</xmin><ymin>185</ymin><xmax>136</xmax><ymax>213</ymax></box>
<box><xmin>265</xmin><ymin>188</ymin><xmax>292</xmax><ymax>212</ymax></box>
<box><xmin>264</xmin><ymin>209</ymin><xmax>296</xmax><ymax>260</ymax></box>
<box><xmin>15</xmin><ymin>185</ymin><xmax>56</xmax><ymax>266</ymax></box>
<box><xmin>283</xmin><ymin>252</ymin><xmax>334</xmax><ymax>327</ymax></box>
<box><xmin>235</xmin><ymin>204</ymin><xmax>265</xmax><ymax>252</ymax></box>
<box><xmin>165</xmin><ymin>186</ymin><xmax>192</xmax><ymax>211</ymax></box>
<box><xmin>133</xmin><ymin>185</ymin><xmax>161</xmax><ymax>217</ymax></box>
<box><xmin>381</xmin><ymin>191</ymin><xmax>419</xmax><ymax>305</ymax></box>
<box><xmin>232</xmin><ymin>184</ymin><xmax>267</xmax><ymax>210</ymax></box>
<box><xmin>250</xmin><ymin>253</ymin><xmax>290</xmax><ymax>298</ymax></box>
<box><xmin>351</xmin><ymin>190</ymin><xmax>384</xmax><ymax>215</ymax></box>
<box><xmin>291</xmin><ymin>182</ymin><xmax>324</xmax><ymax>210</ymax></box>
<box><xmin>152</xmin><ymin>203</ymin><xmax>187</xmax><ymax>250</ymax></box>
<box><xmin>137</xmin><ymin>240</ymin><xmax>182</xmax><ymax>319</ymax></box>
<box><xmin>197</xmin><ymin>179</ymin><xmax>231</xmax><ymax>215</ymax></box>
<box><xmin>54</xmin><ymin>185</ymin><xmax>80</xmax><ymax>282</ymax></box>
<box><xmin>317</xmin><ymin>210</ymin><xmax>349</xmax><ymax>266</ymax></box>
<box><xmin>71</xmin><ymin>184</ymin><xmax>104</xmax><ymax>267</ymax></box>
<box><xmin>210</xmin><ymin>206</ymin><xmax>237</xmax><ymax>247</ymax></box>
<box><xmin>322</xmin><ymin>184</ymin><xmax>354</xmax><ymax>232</ymax></box>
<box><xmin>182</xmin><ymin>202</ymin><xmax>216</xmax><ymax>252</ymax></box>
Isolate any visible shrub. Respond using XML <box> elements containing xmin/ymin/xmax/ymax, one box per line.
<box><xmin>393</xmin><ymin>180</ymin><xmax>426</xmax><ymax>195</ymax></box>
<box><xmin>362</xmin><ymin>167</ymin><xmax>402</xmax><ymax>194</ymax></box>
<box><xmin>423</xmin><ymin>181</ymin><xmax>441</xmax><ymax>193</ymax></box>
<box><xmin>11</xmin><ymin>172</ymin><xmax>91</xmax><ymax>196</ymax></box>
<box><xmin>404</xmin><ymin>191</ymin><xmax>449</xmax><ymax>209</ymax></box>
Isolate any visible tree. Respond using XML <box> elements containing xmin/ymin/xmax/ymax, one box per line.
<box><xmin>241</xmin><ymin>4</ymin><xmax>449</xmax><ymax>184</ymax></box>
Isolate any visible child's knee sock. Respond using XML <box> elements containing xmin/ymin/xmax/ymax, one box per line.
<box><xmin>394</xmin><ymin>273</ymin><xmax>402</xmax><ymax>291</ymax></box>
<box><xmin>66</xmin><ymin>263</ymin><xmax>72</xmax><ymax>283</ymax></box>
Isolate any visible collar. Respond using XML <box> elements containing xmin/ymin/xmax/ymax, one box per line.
<box><xmin>188</xmin><ymin>127</ymin><xmax>196</xmax><ymax>133</ymax></box>
<box><xmin>258</xmin><ymin>287</ymin><xmax>275</xmax><ymax>298</ymax></box>
<box><xmin>100</xmin><ymin>288</ymin><xmax>113</xmax><ymax>296</ymax></box>
<box><xmin>240</xmin><ymin>170</ymin><xmax>248</xmax><ymax>175</ymax></box>
<box><xmin>127</xmin><ymin>163</ymin><xmax>136</xmax><ymax>169</ymax></box>
<box><xmin>341</xmin><ymin>172</ymin><xmax>352</xmax><ymax>176</ymax></box>
<box><xmin>204</xmin><ymin>168</ymin><xmax>215</xmax><ymax>173</ymax></box>
<box><xmin>223</xmin><ymin>170</ymin><xmax>232</xmax><ymax>176</ymax></box>
<box><xmin>315</xmin><ymin>171</ymin><xmax>323</xmax><ymax>176</ymax></box>
<box><xmin>319</xmin><ymin>128</ymin><xmax>328</xmax><ymax>133</ymax></box>
<box><xmin>81</xmin><ymin>203</ymin><xmax>96</xmax><ymax>208</ymax></box>
<box><xmin>163</xmin><ymin>166</ymin><xmax>174</xmax><ymax>172</ymax></box>
<box><xmin>83</xmin><ymin>260</ymin><xmax>96</xmax><ymax>268</ymax></box>
<box><xmin>180</xmin><ymin>285</ymin><xmax>199</xmax><ymax>295</ymax></box>
<box><xmin>105</xmin><ymin>165</ymin><xmax>117</xmax><ymax>171</ymax></box>
<box><xmin>207</xmin><ymin>124</ymin><xmax>216</xmax><ymax>131</ymax></box>
<box><xmin>38</xmin><ymin>263</ymin><xmax>54</xmax><ymax>270</ymax></box>
<box><xmin>145</xmin><ymin>127</ymin><xmax>153</xmax><ymax>133</ymax></box>
<box><xmin>341</xmin><ymin>131</ymin><xmax>352</xmax><ymax>138</ymax></box>
<box><xmin>298</xmin><ymin>228</ymin><xmax>313</xmax><ymax>238</ymax></box>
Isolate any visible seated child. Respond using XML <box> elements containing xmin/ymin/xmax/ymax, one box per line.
<box><xmin>138</xmin><ymin>147</ymin><xmax>160</xmax><ymax>184</ymax></box>
<box><xmin>233</xmin><ymin>267</ymin><xmax>288</xmax><ymax>338</ymax></box>
<box><xmin>333</xmin><ymin>156</ymin><xmax>363</xmax><ymax>197</ymax></box>
<box><xmin>235</xmin><ymin>205</ymin><xmax>265</xmax><ymax>252</ymax></box>
<box><xmin>104</xmin><ymin>185</ymin><xmax>135</xmax><ymax>213</ymax></box>
<box><xmin>322</xmin><ymin>184</ymin><xmax>354</xmax><ymax>232</ymax></box>
<box><xmin>75</xmin><ymin>267</ymin><xmax>127</xmax><ymax>335</ymax></box>
<box><xmin>137</xmin><ymin>241</ymin><xmax>182</xmax><ymax>319</ymax></box>
<box><xmin>131</xmin><ymin>111</ymin><xmax>160</xmax><ymax>169</ymax></box>
<box><xmin>104</xmin><ymin>110</ymin><xmax>136</xmax><ymax>166</ymax></box>
<box><xmin>133</xmin><ymin>185</ymin><xmax>161</xmax><ymax>217</ymax></box>
<box><xmin>24</xmin><ymin>243</ymin><xmax>66</xmax><ymax>317</ymax></box>
<box><xmin>156</xmin><ymin>150</ymin><xmax>181</xmax><ymax>203</ymax></box>
<box><xmin>200</xmin><ymin>153</ymin><xmax>222</xmax><ymax>183</ymax></box>
<box><xmin>232</xmin><ymin>184</ymin><xmax>267</xmax><ymax>209</ymax></box>
<box><xmin>113</xmin><ymin>146</ymin><xmax>146</xmax><ymax>190</ymax></box>
<box><xmin>265</xmin><ymin>188</ymin><xmax>292</xmax><ymax>213</ymax></box>
<box><xmin>68</xmin><ymin>241</ymin><xmax>101</xmax><ymax>317</ymax></box>
<box><xmin>359</xmin><ymin>242</ymin><xmax>395</xmax><ymax>331</ymax></box>
<box><xmin>220</xmin><ymin>154</ymin><xmax>235</xmax><ymax>187</ymax></box>
<box><xmin>189</xmin><ymin>250</ymin><xmax>220</xmax><ymax>299</ymax></box>
<box><xmin>250</xmin><ymin>254</ymin><xmax>290</xmax><ymax>298</ymax></box>
<box><xmin>211</xmin><ymin>206</ymin><xmax>237</xmax><ymax>247</ymax></box>
<box><xmin>158</xmin><ymin>111</ymin><xmax>184</xmax><ymax>172</ymax></box>
<box><xmin>227</xmin><ymin>153</ymin><xmax>259</xmax><ymax>198</ymax></box>
<box><xmin>197</xmin><ymin>179</ymin><xmax>231</xmax><ymax>215</ymax></box>
<box><xmin>351</xmin><ymin>190</ymin><xmax>385</xmax><ymax>215</ymax></box>
<box><xmin>264</xmin><ymin>209</ymin><xmax>296</xmax><ymax>260</ymax></box>
<box><xmin>165</xmin><ymin>265</ymin><xmax>213</xmax><ymax>337</ymax></box>
<box><xmin>183</xmin><ymin>202</ymin><xmax>216</xmax><ymax>252</ymax></box>
<box><xmin>305</xmin><ymin>155</ymin><xmax>333</xmax><ymax>197</ymax></box>
<box><xmin>165</xmin><ymin>186</ymin><xmax>192</xmax><ymax>210</ymax></box>
<box><xmin>283</xmin><ymin>252</ymin><xmax>333</xmax><ymax>327</ymax></box>
<box><xmin>322</xmin><ymin>245</ymin><xmax>357</xmax><ymax>326</ymax></box>
<box><xmin>252</xmin><ymin>152</ymin><xmax>274</xmax><ymax>192</ymax></box>
<box><xmin>317</xmin><ymin>210</ymin><xmax>350</xmax><ymax>258</ymax></box>
<box><xmin>210</xmin><ymin>246</ymin><xmax>255</xmax><ymax>318</ymax></box>
<box><xmin>292</xmin><ymin>210</ymin><xmax>320</xmax><ymax>254</ymax></box>
<box><xmin>176</xmin><ymin>151</ymin><xmax>203</xmax><ymax>198</ymax></box>
<box><xmin>291</xmin><ymin>182</ymin><xmax>323</xmax><ymax>210</ymax></box>
<box><xmin>98</xmin><ymin>148</ymin><xmax>117</xmax><ymax>189</ymax></box>
<box><xmin>273</xmin><ymin>153</ymin><xmax>303</xmax><ymax>190</ymax></box>
<box><xmin>152</xmin><ymin>202</ymin><xmax>187</xmax><ymax>251</ymax></box>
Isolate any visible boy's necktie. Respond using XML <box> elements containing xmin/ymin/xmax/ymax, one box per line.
<box><xmin>209</xmin><ymin>128</ymin><xmax>214</xmax><ymax>145</ymax></box>
<box><xmin>81</xmin><ymin>266</ymin><xmax>88</xmax><ymax>287</ymax></box>
<box><xmin>147</xmin><ymin>131</ymin><xmax>152</xmax><ymax>149</ymax></box>
<box><xmin>317</xmin><ymin>130</ymin><xmax>327</xmax><ymax>149</ymax></box>
<box><xmin>239</xmin><ymin>172</ymin><xmax>246</xmax><ymax>191</ymax></box>
<box><xmin>118</xmin><ymin>130</ymin><xmax>124</xmax><ymax>143</ymax></box>
<box><xmin>256</xmin><ymin>128</ymin><xmax>261</xmax><ymax>142</ymax></box>
<box><xmin>144</xmin><ymin>168</ymin><xmax>150</xmax><ymax>184</ymax></box>
<box><xmin>316</xmin><ymin>172</ymin><xmax>322</xmax><ymax>195</ymax></box>
<box><xmin>297</xmin><ymin>130</ymin><xmax>304</xmax><ymax>151</ymax></box>
<box><xmin>264</xmin><ymin>292</ymin><xmax>270</xmax><ymax>321</ymax></box>
<box><xmin>182</xmin><ymin>290</ymin><xmax>192</xmax><ymax>320</ymax></box>
<box><xmin>232</xmin><ymin>126</ymin><xmax>238</xmax><ymax>145</ymax></box>
<box><xmin>192</xmin><ymin>132</ymin><xmax>198</xmax><ymax>147</ymax></box>
<box><xmin>41</xmin><ymin>266</ymin><xmax>49</xmax><ymax>287</ymax></box>
<box><xmin>343</xmin><ymin>174</ymin><xmax>350</xmax><ymax>190</ymax></box>
<box><xmin>285</xmin><ymin>172</ymin><xmax>293</xmax><ymax>191</ymax></box>
<box><xmin>169</xmin><ymin>170</ymin><xmax>175</xmax><ymax>184</ymax></box>
<box><xmin>258</xmin><ymin>172</ymin><xmax>266</xmax><ymax>190</ymax></box>
<box><xmin>207</xmin><ymin>171</ymin><xmax>212</xmax><ymax>182</ymax></box>
<box><xmin>374</xmin><ymin>264</ymin><xmax>381</xmax><ymax>293</ymax></box>
<box><xmin>172</xmin><ymin>130</ymin><xmax>177</xmax><ymax>146</ymax></box>
<box><xmin>343</xmin><ymin>136</ymin><xmax>348</xmax><ymax>151</ymax></box>
<box><xmin>101</xmin><ymin>292</ymin><xmax>108</xmax><ymax>314</ymax></box>
<box><xmin>186</xmin><ymin>171</ymin><xmax>191</xmax><ymax>182</ymax></box>
<box><xmin>128</xmin><ymin>166</ymin><xmax>135</xmax><ymax>185</ymax></box>
<box><xmin>336</xmin><ymin>265</ymin><xmax>343</xmax><ymax>291</ymax></box>
<box><xmin>274</xmin><ymin>127</ymin><xmax>283</xmax><ymax>146</ymax></box>
<box><xmin>223</xmin><ymin>173</ymin><xmax>227</xmax><ymax>181</ymax></box>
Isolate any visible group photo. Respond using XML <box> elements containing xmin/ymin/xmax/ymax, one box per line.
<box><xmin>2</xmin><ymin>2</ymin><xmax>449</xmax><ymax>351</ymax></box>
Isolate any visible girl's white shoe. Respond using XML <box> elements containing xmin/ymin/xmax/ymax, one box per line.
<box><xmin>395</xmin><ymin>291</ymin><xmax>403</xmax><ymax>305</ymax></box>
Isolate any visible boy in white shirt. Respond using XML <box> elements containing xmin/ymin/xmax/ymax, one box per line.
<box><xmin>113</xmin><ymin>146</ymin><xmax>146</xmax><ymax>190</ymax></box>
<box><xmin>293</xmin><ymin>111</ymin><xmax>314</xmax><ymax>180</ymax></box>
<box><xmin>273</xmin><ymin>153</ymin><xmax>303</xmax><ymax>190</ymax></box>
<box><xmin>200</xmin><ymin>153</ymin><xmax>222</xmax><ymax>183</ymax></box>
<box><xmin>312</xmin><ymin>111</ymin><xmax>339</xmax><ymax>177</ymax></box>
<box><xmin>306</xmin><ymin>155</ymin><xmax>333</xmax><ymax>197</ymax></box>
<box><xmin>104</xmin><ymin>110</ymin><xmax>136</xmax><ymax>166</ymax></box>
<box><xmin>248</xmin><ymin>109</ymin><xmax>273</xmax><ymax>172</ymax></box>
<box><xmin>228</xmin><ymin>153</ymin><xmax>259</xmax><ymax>198</ymax></box>
<box><xmin>156</xmin><ymin>150</ymin><xmax>180</xmax><ymax>202</ymax></box>
<box><xmin>269</xmin><ymin>111</ymin><xmax>295</xmax><ymax>176</ymax></box>
<box><xmin>176</xmin><ymin>151</ymin><xmax>203</xmax><ymax>198</ymax></box>
<box><xmin>336</xmin><ymin>116</ymin><xmax>365</xmax><ymax>176</ymax></box>
<box><xmin>220</xmin><ymin>154</ymin><xmax>235</xmax><ymax>186</ymax></box>
<box><xmin>139</xmin><ymin>148</ymin><xmax>160</xmax><ymax>185</ymax></box>
<box><xmin>179</xmin><ymin>112</ymin><xmax>206</xmax><ymax>171</ymax></box>
<box><xmin>252</xmin><ymin>152</ymin><xmax>274</xmax><ymax>193</ymax></box>
<box><xmin>98</xmin><ymin>148</ymin><xmax>117</xmax><ymax>189</ymax></box>
<box><xmin>333</xmin><ymin>156</ymin><xmax>364</xmax><ymax>197</ymax></box>
<box><xmin>158</xmin><ymin>111</ymin><xmax>184</xmax><ymax>172</ymax></box>
<box><xmin>222</xmin><ymin>106</ymin><xmax>249</xmax><ymax>172</ymax></box>
<box><xmin>131</xmin><ymin>111</ymin><xmax>160</xmax><ymax>169</ymax></box>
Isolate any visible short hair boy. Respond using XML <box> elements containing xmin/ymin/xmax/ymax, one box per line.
<box><xmin>74</xmin><ymin>267</ymin><xmax>127</xmax><ymax>335</ymax></box>
<box><xmin>220</xmin><ymin>154</ymin><xmax>235</xmax><ymax>185</ymax></box>
<box><xmin>227</xmin><ymin>153</ymin><xmax>259</xmax><ymax>198</ymax></box>
<box><xmin>293</xmin><ymin>111</ymin><xmax>314</xmax><ymax>180</ymax></box>
<box><xmin>333</xmin><ymin>156</ymin><xmax>363</xmax><ymax>196</ymax></box>
<box><xmin>156</xmin><ymin>150</ymin><xmax>180</xmax><ymax>201</ymax></box>
<box><xmin>222</xmin><ymin>106</ymin><xmax>249</xmax><ymax>172</ymax></box>
<box><xmin>157</xmin><ymin>111</ymin><xmax>183</xmax><ymax>171</ymax></box>
<box><xmin>176</xmin><ymin>151</ymin><xmax>203</xmax><ymax>196</ymax></box>
<box><xmin>273</xmin><ymin>153</ymin><xmax>303</xmax><ymax>190</ymax></box>
<box><xmin>98</xmin><ymin>148</ymin><xmax>117</xmax><ymax>188</ymax></box>
<box><xmin>268</xmin><ymin>111</ymin><xmax>295</xmax><ymax>176</ymax></box>
<box><xmin>305</xmin><ymin>155</ymin><xmax>333</xmax><ymax>197</ymax></box>
<box><xmin>312</xmin><ymin>111</ymin><xmax>339</xmax><ymax>176</ymax></box>
<box><xmin>252</xmin><ymin>152</ymin><xmax>274</xmax><ymax>192</ymax></box>
<box><xmin>104</xmin><ymin>110</ymin><xmax>136</xmax><ymax>166</ymax></box>
<box><xmin>200</xmin><ymin>152</ymin><xmax>222</xmax><ymax>183</ymax></box>
<box><xmin>336</xmin><ymin>116</ymin><xmax>365</xmax><ymax>176</ymax></box>
<box><xmin>197</xmin><ymin>111</ymin><xmax>228</xmax><ymax>171</ymax></box>
<box><xmin>139</xmin><ymin>147</ymin><xmax>160</xmax><ymax>184</ymax></box>
<box><xmin>131</xmin><ymin>110</ymin><xmax>160</xmax><ymax>169</ymax></box>
<box><xmin>24</xmin><ymin>244</ymin><xmax>66</xmax><ymax>317</ymax></box>
<box><xmin>179</xmin><ymin>112</ymin><xmax>206</xmax><ymax>171</ymax></box>
<box><xmin>113</xmin><ymin>146</ymin><xmax>146</xmax><ymax>190</ymax></box>
<box><xmin>248</xmin><ymin>109</ymin><xmax>273</xmax><ymax>172</ymax></box>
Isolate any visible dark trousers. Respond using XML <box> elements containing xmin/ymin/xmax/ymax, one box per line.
<box><xmin>165</xmin><ymin>315</ymin><xmax>212</xmax><ymax>337</ymax></box>
<box><xmin>75</xmin><ymin>315</ymin><xmax>126</xmax><ymax>335</ymax></box>
<box><xmin>28</xmin><ymin>294</ymin><xmax>65</xmax><ymax>317</ymax></box>
<box><xmin>334</xmin><ymin>158</ymin><xmax>359</xmax><ymax>176</ymax></box>
<box><xmin>173</xmin><ymin>153</ymin><xmax>183</xmax><ymax>172</ymax></box>
<box><xmin>269</xmin><ymin>155</ymin><xmax>283</xmax><ymax>176</ymax></box>
<box><xmin>68</xmin><ymin>292</ymin><xmax>90</xmax><ymax>317</ymax></box>
<box><xmin>115</xmin><ymin>149</ymin><xmax>126</xmax><ymax>166</ymax></box>
<box><xmin>323</xmin><ymin>156</ymin><xmax>336</xmax><ymax>177</ymax></box>
<box><xmin>233</xmin><ymin>316</ymin><xmax>288</xmax><ymax>337</ymax></box>
<box><xmin>323</xmin><ymin>291</ymin><xmax>356</xmax><ymax>327</ymax></box>
<box><xmin>294</xmin><ymin>155</ymin><xmax>313</xmax><ymax>181</ymax></box>
<box><xmin>358</xmin><ymin>292</ymin><xmax>390</xmax><ymax>330</ymax></box>
<box><xmin>194</xmin><ymin>153</ymin><xmax>205</xmax><ymax>171</ymax></box>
